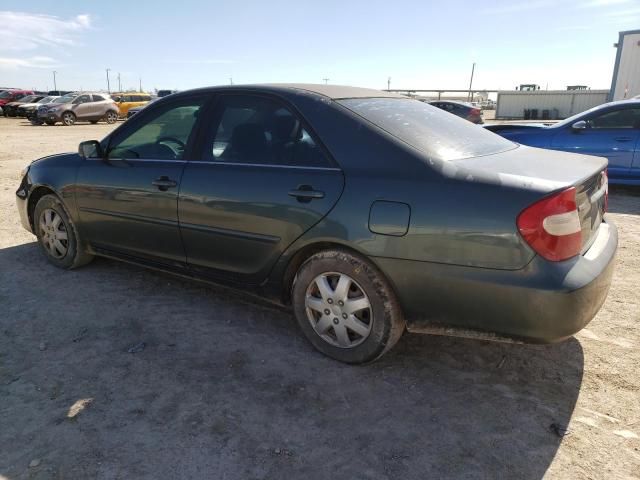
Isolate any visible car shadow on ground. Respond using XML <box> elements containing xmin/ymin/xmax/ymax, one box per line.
<box><xmin>0</xmin><ymin>242</ymin><xmax>583</xmax><ymax>479</ymax></box>
<box><xmin>608</xmin><ymin>187</ymin><xmax>640</xmax><ymax>215</ymax></box>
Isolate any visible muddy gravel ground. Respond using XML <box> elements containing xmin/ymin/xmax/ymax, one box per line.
<box><xmin>0</xmin><ymin>117</ymin><xmax>638</xmax><ymax>480</ymax></box>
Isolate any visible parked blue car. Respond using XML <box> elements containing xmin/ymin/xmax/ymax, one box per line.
<box><xmin>486</xmin><ymin>100</ymin><xmax>640</xmax><ymax>185</ymax></box>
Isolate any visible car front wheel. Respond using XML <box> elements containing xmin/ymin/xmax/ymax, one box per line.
<box><xmin>62</xmin><ymin>112</ymin><xmax>76</xmax><ymax>126</ymax></box>
<box><xmin>34</xmin><ymin>194</ymin><xmax>93</xmax><ymax>269</ymax></box>
<box><xmin>292</xmin><ymin>250</ymin><xmax>405</xmax><ymax>363</ymax></box>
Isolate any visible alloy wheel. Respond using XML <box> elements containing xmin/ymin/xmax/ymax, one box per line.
<box><xmin>106</xmin><ymin>112</ymin><xmax>117</xmax><ymax>124</ymax></box>
<box><xmin>304</xmin><ymin>272</ymin><xmax>373</xmax><ymax>348</ymax></box>
<box><xmin>62</xmin><ymin>113</ymin><xmax>75</xmax><ymax>126</ymax></box>
<box><xmin>39</xmin><ymin>208</ymin><xmax>69</xmax><ymax>259</ymax></box>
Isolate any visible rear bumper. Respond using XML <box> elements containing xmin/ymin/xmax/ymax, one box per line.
<box><xmin>376</xmin><ymin>220</ymin><xmax>617</xmax><ymax>343</ymax></box>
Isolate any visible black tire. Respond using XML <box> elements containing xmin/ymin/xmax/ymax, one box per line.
<box><xmin>90</xmin><ymin>120</ymin><xmax>98</xmax><ymax>124</ymax></box>
<box><xmin>33</xmin><ymin>194</ymin><xmax>93</xmax><ymax>269</ymax></box>
<box><xmin>45</xmin><ymin>120</ymin><xmax>56</xmax><ymax>126</ymax></box>
<box><xmin>61</xmin><ymin>111</ymin><xmax>76</xmax><ymax>126</ymax></box>
<box><xmin>105</xmin><ymin>111</ymin><xmax>118</xmax><ymax>124</ymax></box>
<box><xmin>30</xmin><ymin>118</ymin><xmax>44</xmax><ymax>126</ymax></box>
<box><xmin>292</xmin><ymin>250</ymin><xmax>405</xmax><ymax>364</ymax></box>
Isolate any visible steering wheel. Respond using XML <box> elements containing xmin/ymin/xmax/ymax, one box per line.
<box><xmin>157</xmin><ymin>136</ymin><xmax>185</xmax><ymax>149</ymax></box>
<box><xmin>156</xmin><ymin>136</ymin><xmax>185</xmax><ymax>158</ymax></box>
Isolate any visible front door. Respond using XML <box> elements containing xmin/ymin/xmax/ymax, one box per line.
<box><xmin>71</xmin><ymin>94</ymin><xmax>94</xmax><ymax>120</ymax></box>
<box><xmin>178</xmin><ymin>94</ymin><xmax>344</xmax><ymax>284</ymax></box>
<box><xmin>75</xmin><ymin>94</ymin><xmax>208</xmax><ymax>267</ymax></box>
<box><xmin>551</xmin><ymin>106</ymin><xmax>640</xmax><ymax>179</ymax></box>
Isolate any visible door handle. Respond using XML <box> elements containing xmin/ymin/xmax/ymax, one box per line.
<box><xmin>614</xmin><ymin>137</ymin><xmax>633</xmax><ymax>142</ymax></box>
<box><xmin>288</xmin><ymin>185</ymin><xmax>325</xmax><ymax>203</ymax></box>
<box><xmin>152</xmin><ymin>176</ymin><xmax>177</xmax><ymax>191</ymax></box>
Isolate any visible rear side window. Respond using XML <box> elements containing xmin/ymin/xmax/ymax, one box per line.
<box><xmin>92</xmin><ymin>94</ymin><xmax>106</xmax><ymax>102</ymax></box>
<box><xmin>339</xmin><ymin>98</ymin><xmax>515</xmax><ymax>161</ymax></box>
<box><xmin>203</xmin><ymin>95</ymin><xmax>331</xmax><ymax>167</ymax></box>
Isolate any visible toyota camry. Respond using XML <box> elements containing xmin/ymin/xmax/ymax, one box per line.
<box><xmin>15</xmin><ymin>84</ymin><xmax>617</xmax><ymax>363</ymax></box>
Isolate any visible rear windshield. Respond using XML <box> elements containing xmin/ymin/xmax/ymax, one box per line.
<box><xmin>338</xmin><ymin>98</ymin><xmax>515</xmax><ymax>161</ymax></box>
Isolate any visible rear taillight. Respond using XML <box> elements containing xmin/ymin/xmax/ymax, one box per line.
<box><xmin>517</xmin><ymin>187</ymin><xmax>582</xmax><ymax>261</ymax></box>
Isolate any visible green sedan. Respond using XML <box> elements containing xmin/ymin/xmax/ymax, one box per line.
<box><xmin>15</xmin><ymin>84</ymin><xmax>616</xmax><ymax>363</ymax></box>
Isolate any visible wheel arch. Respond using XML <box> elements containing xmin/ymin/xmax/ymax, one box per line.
<box><xmin>278</xmin><ymin>240</ymin><xmax>401</xmax><ymax>309</ymax></box>
<box><xmin>27</xmin><ymin>185</ymin><xmax>60</xmax><ymax>231</ymax></box>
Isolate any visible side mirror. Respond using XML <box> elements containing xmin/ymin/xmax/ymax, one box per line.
<box><xmin>78</xmin><ymin>140</ymin><xmax>103</xmax><ymax>159</ymax></box>
<box><xmin>572</xmin><ymin>120</ymin><xmax>588</xmax><ymax>130</ymax></box>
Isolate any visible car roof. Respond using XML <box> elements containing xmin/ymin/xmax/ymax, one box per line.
<box><xmin>605</xmin><ymin>99</ymin><xmax>640</xmax><ymax>107</ymax></box>
<box><xmin>175</xmin><ymin>83</ymin><xmax>403</xmax><ymax>100</ymax></box>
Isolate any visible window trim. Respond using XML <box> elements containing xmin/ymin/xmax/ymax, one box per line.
<box><xmin>192</xmin><ymin>91</ymin><xmax>339</xmax><ymax>169</ymax></box>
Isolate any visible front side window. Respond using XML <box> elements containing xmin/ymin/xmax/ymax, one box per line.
<box><xmin>108</xmin><ymin>97</ymin><xmax>205</xmax><ymax>160</ymax></box>
<box><xmin>74</xmin><ymin>95</ymin><xmax>91</xmax><ymax>104</ymax></box>
<box><xmin>589</xmin><ymin>108</ymin><xmax>640</xmax><ymax>129</ymax></box>
<box><xmin>204</xmin><ymin>95</ymin><xmax>331</xmax><ymax>167</ymax></box>
<box><xmin>339</xmin><ymin>98</ymin><xmax>515</xmax><ymax>161</ymax></box>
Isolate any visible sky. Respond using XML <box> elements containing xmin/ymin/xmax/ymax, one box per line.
<box><xmin>0</xmin><ymin>0</ymin><xmax>638</xmax><ymax>94</ymax></box>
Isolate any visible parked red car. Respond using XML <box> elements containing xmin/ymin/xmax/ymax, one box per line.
<box><xmin>428</xmin><ymin>100</ymin><xmax>484</xmax><ymax>124</ymax></box>
<box><xmin>0</xmin><ymin>89</ymin><xmax>35</xmax><ymax>108</ymax></box>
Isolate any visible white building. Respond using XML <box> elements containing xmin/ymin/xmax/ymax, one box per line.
<box><xmin>610</xmin><ymin>29</ymin><xmax>640</xmax><ymax>101</ymax></box>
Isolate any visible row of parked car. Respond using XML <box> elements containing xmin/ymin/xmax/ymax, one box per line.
<box><xmin>0</xmin><ymin>88</ymin><xmax>176</xmax><ymax>125</ymax></box>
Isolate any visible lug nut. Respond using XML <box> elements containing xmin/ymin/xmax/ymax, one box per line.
<box><xmin>342</xmin><ymin>313</ymin><xmax>348</xmax><ymax>319</ymax></box>
<box><xmin>327</xmin><ymin>299</ymin><xmax>333</xmax><ymax>304</ymax></box>
<box><xmin>333</xmin><ymin>318</ymin><xmax>339</xmax><ymax>325</ymax></box>
<box><xmin>324</xmin><ymin>309</ymin><xmax>330</xmax><ymax>315</ymax></box>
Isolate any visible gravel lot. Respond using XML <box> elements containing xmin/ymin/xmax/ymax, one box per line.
<box><xmin>0</xmin><ymin>117</ymin><xmax>638</xmax><ymax>480</ymax></box>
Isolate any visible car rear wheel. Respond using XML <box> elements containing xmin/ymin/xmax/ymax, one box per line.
<box><xmin>292</xmin><ymin>250</ymin><xmax>405</xmax><ymax>363</ymax></box>
<box><xmin>62</xmin><ymin>112</ymin><xmax>76</xmax><ymax>126</ymax></box>
<box><xmin>34</xmin><ymin>195</ymin><xmax>93</xmax><ymax>269</ymax></box>
<box><xmin>105</xmin><ymin>111</ymin><xmax>118</xmax><ymax>124</ymax></box>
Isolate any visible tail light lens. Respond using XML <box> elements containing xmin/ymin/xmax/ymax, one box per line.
<box><xmin>517</xmin><ymin>187</ymin><xmax>582</xmax><ymax>261</ymax></box>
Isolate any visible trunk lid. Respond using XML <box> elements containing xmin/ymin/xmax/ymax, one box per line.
<box><xmin>448</xmin><ymin>145</ymin><xmax>608</xmax><ymax>252</ymax></box>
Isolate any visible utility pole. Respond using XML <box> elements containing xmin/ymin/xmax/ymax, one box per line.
<box><xmin>229</xmin><ymin>77</ymin><xmax>233</xmax><ymax>85</ymax></box>
<box><xmin>322</xmin><ymin>78</ymin><xmax>330</xmax><ymax>84</ymax></box>
<box><xmin>117</xmin><ymin>72</ymin><xmax>122</xmax><ymax>92</ymax></box>
<box><xmin>139</xmin><ymin>77</ymin><xmax>142</xmax><ymax>92</ymax></box>
<box><xmin>467</xmin><ymin>62</ymin><xmax>476</xmax><ymax>101</ymax></box>
<box><xmin>106</xmin><ymin>68</ymin><xmax>111</xmax><ymax>93</ymax></box>
<box><xmin>52</xmin><ymin>71</ymin><xmax>57</xmax><ymax>92</ymax></box>
<box><xmin>387</xmin><ymin>77</ymin><xmax>391</xmax><ymax>91</ymax></box>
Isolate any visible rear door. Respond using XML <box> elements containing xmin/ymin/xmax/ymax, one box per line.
<box><xmin>551</xmin><ymin>106</ymin><xmax>640</xmax><ymax>178</ymax></box>
<box><xmin>178</xmin><ymin>93</ymin><xmax>344</xmax><ymax>284</ymax></box>
<box><xmin>75</xmin><ymin>94</ymin><xmax>208</xmax><ymax>266</ymax></box>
